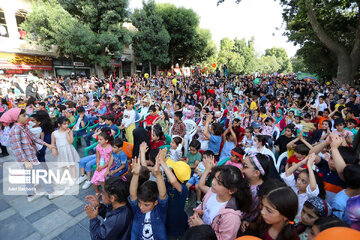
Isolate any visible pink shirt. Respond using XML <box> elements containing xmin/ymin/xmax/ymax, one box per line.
<box><xmin>225</xmin><ymin>160</ymin><xmax>242</xmax><ymax>169</ymax></box>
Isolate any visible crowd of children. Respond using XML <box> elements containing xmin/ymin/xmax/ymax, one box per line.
<box><xmin>1</xmin><ymin>73</ymin><xmax>360</xmax><ymax>239</ymax></box>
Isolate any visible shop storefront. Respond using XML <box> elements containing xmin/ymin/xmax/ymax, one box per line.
<box><xmin>53</xmin><ymin>58</ymin><xmax>93</xmax><ymax>78</ymax></box>
<box><xmin>0</xmin><ymin>52</ymin><xmax>53</xmax><ymax>77</ymax></box>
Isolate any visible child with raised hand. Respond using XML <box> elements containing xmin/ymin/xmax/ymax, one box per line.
<box><xmin>261</xmin><ymin>186</ymin><xmax>300</xmax><ymax>240</ymax></box>
<box><xmin>84</xmin><ymin>176</ymin><xmax>132</xmax><ymax>240</ymax></box>
<box><xmin>219</xmin><ymin>121</ymin><xmax>237</xmax><ymax>162</ymax></box>
<box><xmin>51</xmin><ymin>116</ymin><xmax>80</xmax><ymax>183</ymax></box>
<box><xmin>129</xmin><ymin>155</ymin><xmax>168</xmax><ymax>240</ymax></box>
<box><xmin>189</xmin><ymin>154</ymin><xmax>253</xmax><ymax>240</ymax></box>
<box><xmin>158</xmin><ymin>147</ymin><xmax>192</xmax><ymax>238</ymax></box>
<box><xmin>91</xmin><ymin>131</ymin><xmax>113</xmax><ymax>197</ymax></box>
<box><xmin>281</xmin><ymin>153</ymin><xmax>325</xmax><ymax>215</ymax></box>
<box><xmin>295</xmin><ymin>196</ymin><xmax>333</xmax><ymax>240</ymax></box>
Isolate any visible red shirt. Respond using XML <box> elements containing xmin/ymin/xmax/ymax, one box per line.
<box><xmin>287</xmin><ymin>155</ymin><xmax>301</xmax><ymax>164</ymax></box>
<box><xmin>144</xmin><ymin>114</ymin><xmax>158</xmax><ymax>126</ymax></box>
<box><xmin>151</xmin><ymin>140</ymin><xmax>165</xmax><ymax>150</ymax></box>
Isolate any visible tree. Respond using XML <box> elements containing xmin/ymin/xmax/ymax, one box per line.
<box><xmin>131</xmin><ymin>0</ymin><xmax>170</xmax><ymax>76</ymax></box>
<box><xmin>187</xmin><ymin>28</ymin><xmax>217</xmax><ymax>65</ymax></box>
<box><xmin>256</xmin><ymin>55</ymin><xmax>280</xmax><ymax>74</ymax></box>
<box><xmin>264</xmin><ymin>47</ymin><xmax>292</xmax><ymax>73</ymax></box>
<box><xmin>218</xmin><ymin>38</ymin><xmax>245</xmax><ymax>74</ymax></box>
<box><xmin>23</xmin><ymin>0</ymin><xmax>131</xmax><ymax>67</ymax></box>
<box><xmin>290</xmin><ymin>55</ymin><xmax>308</xmax><ymax>73</ymax></box>
<box><xmin>156</xmin><ymin>3</ymin><xmax>200</xmax><ymax>67</ymax></box>
<box><xmin>218</xmin><ymin>0</ymin><xmax>360</xmax><ymax>84</ymax></box>
<box><xmin>233</xmin><ymin>37</ymin><xmax>258</xmax><ymax>74</ymax></box>
<box><xmin>23</xmin><ymin>0</ymin><xmax>96</xmax><ymax>60</ymax></box>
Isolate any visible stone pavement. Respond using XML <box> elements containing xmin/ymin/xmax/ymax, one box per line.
<box><xmin>0</xmin><ymin>145</ymin><xmax>197</xmax><ymax>240</ymax></box>
<box><xmin>0</xmin><ymin>146</ymin><xmax>95</xmax><ymax>240</ymax></box>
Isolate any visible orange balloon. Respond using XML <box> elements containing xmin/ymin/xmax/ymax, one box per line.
<box><xmin>211</xmin><ymin>63</ymin><xmax>216</xmax><ymax>68</ymax></box>
<box><xmin>236</xmin><ymin>236</ymin><xmax>261</xmax><ymax>240</ymax></box>
<box><xmin>315</xmin><ymin>227</ymin><xmax>360</xmax><ymax>240</ymax></box>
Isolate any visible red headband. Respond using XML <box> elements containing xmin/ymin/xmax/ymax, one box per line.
<box><xmin>231</xmin><ymin>150</ymin><xmax>244</xmax><ymax>162</ymax></box>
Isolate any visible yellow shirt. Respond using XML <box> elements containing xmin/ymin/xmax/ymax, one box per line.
<box><xmin>301</xmin><ymin>120</ymin><xmax>315</xmax><ymax>133</ymax></box>
<box><xmin>250</xmin><ymin>101</ymin><xmax>257</xmax><ymax>110</ymax></box>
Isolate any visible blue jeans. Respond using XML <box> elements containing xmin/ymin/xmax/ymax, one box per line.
<box><xmin>79</xmin><ymin>155</ymin><xmax>97</xmax><ymax>172</ymax></box>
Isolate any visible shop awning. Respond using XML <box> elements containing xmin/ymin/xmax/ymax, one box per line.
<box><xmin>0</xmin><ymin>63</ymin><xmax>52</xmax><ymax>70</ymax></box>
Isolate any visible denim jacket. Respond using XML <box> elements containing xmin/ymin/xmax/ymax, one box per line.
<box><xmin>128</xmin><ymin>195</ymin><xmax>168</xmax><ymax>240</ymax></box>
<box><xmin>89</xmin><ymin>204</ymin><xmax>132</xmax><ymax>240</ymax></box>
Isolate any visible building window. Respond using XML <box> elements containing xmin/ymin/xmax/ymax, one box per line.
<box><xmin>15</xmin><ymin>10</ymin><xmax>27</xmax><ymax>39</ymax></box>
<box><xmin>0</xmin><ymin>8</ymin><xmax>8</xmax><ymax>37</ymax></box>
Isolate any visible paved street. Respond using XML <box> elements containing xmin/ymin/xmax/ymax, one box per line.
<box><xmin>0</xmin><ymin>146</ymin><xmax>95</xmax><ymax>240</ymax></box>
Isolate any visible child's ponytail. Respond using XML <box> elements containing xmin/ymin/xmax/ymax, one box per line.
<box><xmin>277</xmin><ymin>222</ymin><xmax>297</xmax><ymax>240</ymax></box>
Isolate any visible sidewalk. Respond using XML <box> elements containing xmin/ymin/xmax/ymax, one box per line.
<box><xmin>0</xmin><ymin>147</ymin><xmax>95</xmax><ymax>240</ymax></box>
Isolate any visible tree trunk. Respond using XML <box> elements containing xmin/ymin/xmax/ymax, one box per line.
<box><xmin>156</xmin><ymin>65</ymin><xmax>159</xmax><ymax>76</ymax></box>
<box><xmin>306</xmin><ymin>3</ymin><xmax>360</xmax><ymax>84</ymax></box>
<box><xmin>337</xmin><ymin>55</ymin><xmax>354</xmax><ymax>85</ymax></box>
<box><xmin>149</xmin><ymin>60</ymin><xmax>152</xmax><ymax>77</ymax></box>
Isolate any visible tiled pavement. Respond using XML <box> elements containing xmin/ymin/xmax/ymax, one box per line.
<box><xmin>0</xmin><ymin>145</ymin><xmax>197</xmax><ymax>240</ymax></box>
<box><xmin>0</xmin><ymin>146</ymin><xmax>95</xmax><ymax>240</ymax></box>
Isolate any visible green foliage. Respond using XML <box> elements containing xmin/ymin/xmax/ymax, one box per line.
<box><xmin>23</xmin><ymin>0</ymin><xmax>131</xmax><ymax>66</ymax></box>
<box><xmin>290</xmin><ymin>55</ymin><xmax>308</xmax><ymax>73</ymax></box>
<box><xmin>264</xmin><ymin>47</ymin><xmax>292</xmax><ymax>73</ymax></box>
<box><xmin>131</xmin><ymin>0</ymin><xmax>170</xmax><ymax>67</ymax></box>
<box><xmin>156</xmin><ymin>3</ymin><xmax>200</xmax><ymax>66</ymax></box>
<box><xmin>218</xmin><ymin>38</ymin><xmax>245</xmax><ymax>74</ymax></box>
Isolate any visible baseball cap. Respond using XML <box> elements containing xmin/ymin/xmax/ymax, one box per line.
<box><xmin>252</xmin><ymin>121</ymin><xmax>261</xmax><ymax>129</ymax></box>
<box><xmin>166</xmin><ymin>159</ymin><xmax>191</xmax><ymax>183</ymax></box>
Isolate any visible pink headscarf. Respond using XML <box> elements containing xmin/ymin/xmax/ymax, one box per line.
<box><xmin>0</xmin><ymin>108</ymin><xmax>21</xmax><ymax>126</ymax></box>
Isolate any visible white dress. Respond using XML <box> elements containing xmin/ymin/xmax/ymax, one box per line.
<box><xmin>54</xmin><ymin>130</ymin><xmax>80</xmax><ymax>167</ymax></box>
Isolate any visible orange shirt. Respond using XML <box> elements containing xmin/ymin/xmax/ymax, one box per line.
<box><xmin>318</xmin><ymin>116</ymin><xmax>328</xmax><ymax>129</ymax></box>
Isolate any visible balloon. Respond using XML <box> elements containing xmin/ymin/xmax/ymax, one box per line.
<box><xmin>172</xmin><ymin>79</ymin><xmax>177</xmax><ymax>85</ymax></box>
<box><xmin>160</xmin><ymin>72</ymin><xmax>164</xmax><ymax>76</ymax></box>
<box><xmin>168</xmin><ymin>72</ymin><xmax>171</xmax><ymax>77</ymax></box>
<box><xmin>144</xmin><ymin>73</ymin><xmax>149</xmax><ymax>79</ymax></box>
<box><xmin>211</xmin><ymin>63</ymin><xmax>216</xmax><ymax>68</ymax></box>
<box><xmin>254</xmin><ymin>78</ymin><xmax>260</xmax><ymax>85</ymax></box>
<box><xmin>315</xmin><ymin>227</ymin><xmax>360</xmax><ymax>240</ymax></box>
<box><xmin>177</xmin><ymin>72</ymin><xmax>181</xmax><ymax>76</ymax></box>
<box><xmin>235</xmin><ymin>236</ymin><xmax>261</xmax><ymax>240</ymax></box>
<box><xmin>326</xmin><ymin>82</ymin><xmax>330</xmax><ymax>85</ymax></box>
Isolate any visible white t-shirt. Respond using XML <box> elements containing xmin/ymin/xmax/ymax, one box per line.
<box><xmin>142</xmin><ymin>212</ymin><xmax>154</xmax><ymax>240</ymax></box>
<box><xmin>202</xmin><ymin>193</ymin><xmax>228</xmax><ymax>225</ymax></box>
<box><xmin>29</xmin><ymin>127</ymin><xmax>43</xmax><ymax>151</ymax></box>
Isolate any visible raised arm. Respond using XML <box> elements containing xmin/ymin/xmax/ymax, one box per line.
<box><xmin>198</xmin><ymin>155</ymin><xmax>215</xmax><ymax>194</ymax></box>
<box><xmin>330</xmin><ymin>134</ymin><xmax>347</xmax><ymax>181</ymax></box>
<box><xmin>203</xmin><ymin>114</ymin><xmax>212</xmax><ymax>139</ymax></box>
<box><xmin>129</xmin><ymin>157</ymin><xmax>141</xmax><ymax>202</ymax></box>
<box><xmin>158</xmin><ymin>148</ymin><xmax>182</xmax><ymax>192</ymax></box>
<box><xmin>153</xmin><ymin>152</ymin><xmax>167</xmax><ymax>200</ymax></box>
<box><xmin>286</xmin><ymin>157</ymin><xmax>308</xmax><ymax>177</ymax></box>
<box><xmin>306</xmin><ymin>153</ymin><xmax>317</xmax><ymax>192</ymax></box>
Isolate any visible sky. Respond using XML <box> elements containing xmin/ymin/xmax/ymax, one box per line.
<box><xmin>128</xmin><ymin>0</ymin><xmax>299</xmax><ymax>57</ymax></box>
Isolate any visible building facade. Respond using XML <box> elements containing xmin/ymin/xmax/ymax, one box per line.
<box><xmin>0</xmin><ymin>0</ymin><xmax>137</xmax><ymax>78</ymax></box>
